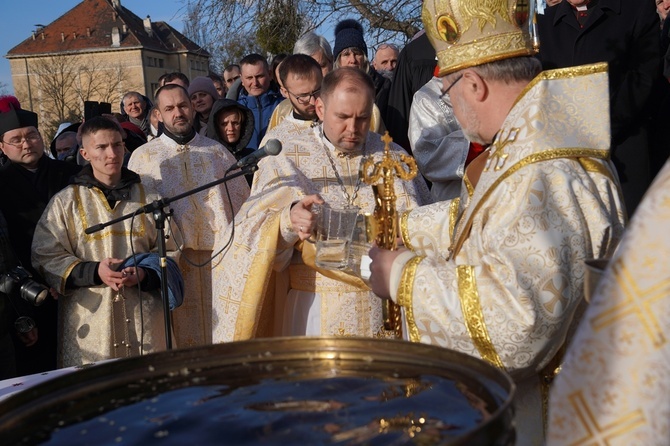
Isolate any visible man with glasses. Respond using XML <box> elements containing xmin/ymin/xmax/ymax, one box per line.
<box><xmin>0</xmin><ymin>96</ymin><xmax>80</xmax><ymax>375</ymax></box>
<box><xmin>367</xmin><ymin>0</ymin><xmax>626</xmax><ymax>443</ymax></box>
<box><xmin>264</xmin><ymin>54</ymin><xmax>323</xmax><ymax>135</ymax></box>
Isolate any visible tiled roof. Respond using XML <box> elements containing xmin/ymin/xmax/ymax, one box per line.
<box><xmin>6</xmin><ymin>0</ymin><xmax>209</xmax><ymax>57</ymax></box>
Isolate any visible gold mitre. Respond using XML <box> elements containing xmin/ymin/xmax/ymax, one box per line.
<box><xmin>422</xmin><ymin>0</ymin><xmax>537</xmax><ymax>76</ymax></box>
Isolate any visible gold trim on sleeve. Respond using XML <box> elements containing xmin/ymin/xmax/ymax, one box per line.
<box><xmin>457</xmin><ymin>265</ymin><xmax>505</xmax><ymax>369</ymax></box>
<box><xmin>400</xmin><ymin>210</ymin><xmax>413</xmax><ymax>251</ymax></box>
<box><xmin>60</xmin><ymin>260</ymin><xmax>81</xmax><ymax>295</ymax></box>
<box><xmin>397</xmin><ymin>255</ymin><xmax>425</xmax><ymax>343</ymax></box>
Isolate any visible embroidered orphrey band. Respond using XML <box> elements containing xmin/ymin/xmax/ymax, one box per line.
<box><xmin>457</xmin><ymin>265</ymin><xmax>505</xmax><ymax>369</ymax></box>
<box><xmin>397</xmin><ymin>255</ymin><xmax>425</xmax><ymax>342</ymax></box>
<box><xmin>399</xmin><ymin>210</ymin><xmax>412</xmax><ymax>251</ymax></box>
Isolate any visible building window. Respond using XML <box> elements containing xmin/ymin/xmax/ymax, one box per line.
<box><xmin>158</xmin><ymin>58</ymin><xmax>164</xmax><ymax>68</ymax></box>
<box><xmin>147</xmin><ymin>57</ymin><xmax>155</xmax><ymax>67</ymax></box>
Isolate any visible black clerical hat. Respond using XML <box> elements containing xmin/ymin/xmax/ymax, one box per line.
<box><xmin>0</xmin><ymin>104</ymin><xmax>38</xmax><ymax>135</ymax></box>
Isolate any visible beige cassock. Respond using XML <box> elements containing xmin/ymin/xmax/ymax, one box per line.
<box><xmin>128</xmin><ymin>133</ymin><xmax>250</xmax><ymax>348</ymax></box>
<box><xmin>32</xmin><ymin>182</ymin><xmax>167</xmax><ymax>367</ymax></box>
<box><xmin>547</xmin><ymin>160</ymin><xmax>670</xmax><ymax>444</ymax></box>
<box><xmin>211</xmin><ymin>124</ymin><xmax>431</xmax><ymax>343</ymax></box>
<box><xmin>391</xmin><ymin>63</ymin><xmax>627</xmax><ymax>445</ymax></box>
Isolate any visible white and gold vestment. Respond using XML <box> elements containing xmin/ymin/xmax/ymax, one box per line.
<box><xmin>212</xmin><ymin>126</ymin><xmax>431</xmax><ymax>343</ymax></box>
<box><xmin>128</xmin><ymin>133</ymin><xmax>250</xmax><ymax>348</ymax></box>
<box><xmin>390</xmin><ymin>64</ymin><xmax>626</xmax><ymax>444</ymax></box>
<box><xmin>32</xmin><ymin>183</ymin><xmax>167</xmax><ymax>367</ymax></box>
<box><xmin>547</xmin><ymin>159</ymin><xmax>670</xmax><ymax>445</ymax></box>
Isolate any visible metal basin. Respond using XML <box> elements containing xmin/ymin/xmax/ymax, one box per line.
<box><xmin>0</xmin><ymin>337</ymin><xmax>515</xmax><ymax>445</ymax></box>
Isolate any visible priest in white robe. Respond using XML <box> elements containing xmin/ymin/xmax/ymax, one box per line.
<box><xmin>212</xmin><ymin>68</ymin><xmax>431</xmax><ymax>343</ymax></box>
<box><xmin>368</xmin><ymin>1</ymin><xmax>627</xmax><ymax>444</ymax></box>
<box><xmin>259</xmin><ymin>54</ymin><xmax>323</xmax><ymax>148</ymax></box>
<box><xmin>128</xmin><ymin>84</ymin><xmax>250</xmax><ymax>348</ymax></box>
<box><xmin>32</xmin><ymin>117</ymin><xmax>183</xmax><ymax>368</ymax></box>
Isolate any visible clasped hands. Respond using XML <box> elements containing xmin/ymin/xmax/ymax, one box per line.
<box><xmin>98</xmin><ymin>258</ymin><xmax>146</xmax><ymax>291</ymax></box>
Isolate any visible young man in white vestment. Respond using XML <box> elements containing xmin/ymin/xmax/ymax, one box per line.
<box><xmin>128</xmin><ymin>84</ymin><xmax>250</xmax><ymax>348</ymax></box>
<box><xmin>261</xmin><ymin>54</ymin><xmax>323</xmax><ymax>145</ymax></box>
<box><xmin>211</xmin><ymin>67</ymin><xmax>431</xmax><ymax>343</ymax></box>
<box><xmin>367</xmin><ymin>0</ymin><xmax>627</xmax><ymax>444</ymax></box>
<box><xmin>32</xmin><ymin>117</ymin><xmax>183</xmax><ymax>367</ymax></box>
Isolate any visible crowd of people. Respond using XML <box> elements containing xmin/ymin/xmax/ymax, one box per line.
<box><xmin>1</xmin><ymin>0</ymin><xmax>669</xmax><ymax>443</ymax></box>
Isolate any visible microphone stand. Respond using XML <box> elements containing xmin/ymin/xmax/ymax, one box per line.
<box><xmin>84</xmin><ymin>164</ymin><xmax>258</xmax><ymax>350</ymax></box>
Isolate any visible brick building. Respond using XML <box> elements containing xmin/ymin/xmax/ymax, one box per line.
<box><xmin>5</xmin><ymin>0</ymin><xmax>209</xmax><ymax>137</ymax></box>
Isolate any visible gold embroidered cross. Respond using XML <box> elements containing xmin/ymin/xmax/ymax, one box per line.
<box><xmin>312</xmin><ymin>166</ymin><xmax>341</xmax><ymax>194</ymax></box>
<box><xmin>568</xmin><ymin>391</ymin><xmax>646</xmax><ymax>445</ymax></box>
<box><xmin>484</xmin><ymin>127</ymin><xmax>519</xmax><ymax>171</ymax></box>
<box><xmin>542</xmin><ymin>276</ymin><xmax>569</xmax><ymax>314</ymax></box>
<box><xmin>591</xmin><ymin>258</ymin><xmax>669</xmax><ymax>347</ymax></box>
<box><xmin>286</xmin><ymin>144</ymin><xmax>311</xmax><ymax>168</ymax></box>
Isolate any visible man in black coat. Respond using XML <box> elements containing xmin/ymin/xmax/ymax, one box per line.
<box><xmin>384</xmin><ymin>31</ymin><xmax>436</xmax><ymax>153</ymax></box>
<box><xmin>0</xmin><ymin>98</ymin><xmax>81</xmax><ymax>374</ymax></box>
<box><xmin>537</xmin><ymin>0</ymin><xmax>661</xmax><ymax>216</ymax></box>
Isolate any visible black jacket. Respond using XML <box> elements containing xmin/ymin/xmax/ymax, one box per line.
<box><xmin>537</xmin><ymin>0</ymin><xmax>661</xmax><ymax>215</ymax></box>
<box><xmin>384</xmin><ymin>32</ymin><xmax>436</xmax><ymax>152</ymax></box>
<box><xmin>0</xmin><ymin>155</ymin><xmax>81</xmax><ymax>271</ymax></box>
<box><xmin>537</xmin><ymin>0</ymin><xmax>660</xmax><ymax>143</ymax></box>
<box><xmin>0</xmin><ymin>154</ymin><xmax>80</xmax><ymax>375</ymax></box>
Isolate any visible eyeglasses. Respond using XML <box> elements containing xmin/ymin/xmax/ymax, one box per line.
<box><xmin>2</xmin><ymin>133</ymin><xmax>42</xmax><ymax>148</ymax></box>
<box><xmin>287</xmin><ymin>88</ymin><xmax>321</xmax><ymax>105</ymax></box>
<box><xmin>439</xmin><ymin>74</ymin><xmax>464</xmax><ymax>102</ymax></box>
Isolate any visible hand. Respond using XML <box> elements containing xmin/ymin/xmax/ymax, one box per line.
<box><xmin>290</xmin><ymin>194</ymin><xmax>324</xmax><ymax>241</ymax></box>
<box><xmin>98</xmin><ymin>258</ymin><xmax>125</xmax><ymax>291</ymax></box>
<box><xmin>18</xmin><ymin>327</ymin><xmax>38</xmax><ymax>347</ymax></box>
<box><xmin>49</xmin><ymin>287</ymin><xmax>60</xmax><ymax>300</ymax></box>
<box><xmin>119</xmin><ymin>267</ymin><xmax>146</xmax><ymax>288</ymax></box>
<box><xmin>368</xmin><ymin>246</ymin><xmax>407</xmax><ymax>299</ymax></box>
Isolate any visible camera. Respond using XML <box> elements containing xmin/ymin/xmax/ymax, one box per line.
<box><xmin>0</xmin><ymin>266</ymin><xmax>49</xmax><ymax>306</ymax></box>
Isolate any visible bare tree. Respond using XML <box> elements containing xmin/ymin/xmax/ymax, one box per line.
<box><xmin>0</xmin><ymin>81</ymin><xmax>8</xmax><ymax>96</ymax></box>
<box><xmin>23</xmin><ymin>54</ymin><xmax>136</xmax><ymax>139</ymax></box>
<box><xmin>30</xmin><ymin>55</ymin><xmax>80</xmax><ymax>127</ymax></box>
<box><xmin>182</xmin><ymin>0</ymin><xmax>421</xmax><ymax>65</ymax></box>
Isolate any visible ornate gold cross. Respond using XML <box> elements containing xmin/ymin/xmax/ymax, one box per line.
<box><xmin>361</xmin><ymin>132</ymin><xmax>418</xmax><ymax>337</ymax></box>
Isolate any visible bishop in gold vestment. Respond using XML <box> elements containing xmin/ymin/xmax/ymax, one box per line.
<box><xmin>371</xmin><ymin>64</ymin><xmax>627</xmax><ymax>444</ymax></box>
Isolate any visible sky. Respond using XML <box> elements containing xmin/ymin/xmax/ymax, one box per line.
<box><xmin>0</xmin><ymin>0</ymin><xmax>187</xmax><ymax>95</ymax></box>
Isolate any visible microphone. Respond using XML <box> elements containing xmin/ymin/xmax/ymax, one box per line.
<box><xmin>236</xmin><ymin>139</ymin><xmax>282</xmax><ymax>168</ymax></box>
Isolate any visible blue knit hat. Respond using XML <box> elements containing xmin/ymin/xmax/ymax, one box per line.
<box><xmin>333</xmin><ymin>19</ymin><xmax>368</xmax><ymax>61</ymax></box>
